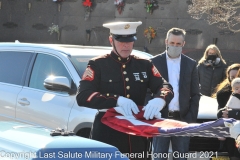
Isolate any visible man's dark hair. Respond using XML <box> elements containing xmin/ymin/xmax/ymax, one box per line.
<box><xmin>166</xmin><ymin>28</ymin><xmax>186</xmax><ymax>40</ymax></box>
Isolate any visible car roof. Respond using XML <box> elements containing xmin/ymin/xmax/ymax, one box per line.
<box><xmin>0</xmin><ymin>121</ymin><xmax>118</xmax><ymax>150</ymax></box>
<box><xmin>0</xmin><ymin>121</ymin><xmax>129</xmax><ymax>159</ymax></box>
<box><xmin>0</xmin><ymin>42</ymin><xmax>152</xmax><ymax>59</ymax></box>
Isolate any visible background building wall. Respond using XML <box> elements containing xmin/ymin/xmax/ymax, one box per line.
<box><xmin>0</xmin><ymin>0</ymin><xmax>239</xmax><ymax>64</ymax></box>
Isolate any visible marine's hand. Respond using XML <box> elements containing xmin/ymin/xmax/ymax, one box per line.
<box><xmin>154</xmin><ymin>112</ymin><xmax>162</xmax><ymax>119</ymax></box>
<box><xmin>117</xmin><ymin>96</ymin><xmax>139</xmax><ymax>116</ymax></box>
<box><xmin>143</xmin><ymin>98</ymin><xmax>166</xmax><ymax>120</ymax></box>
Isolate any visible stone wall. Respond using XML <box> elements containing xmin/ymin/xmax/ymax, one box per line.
<box><xmin>0</xmin><ymin>0</ymin><xmax>240</xmax><ymax>64</ymax></box>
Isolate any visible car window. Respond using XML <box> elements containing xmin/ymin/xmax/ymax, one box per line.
<box><xmin>69</xmin><ymin>55</ymin><xmax>95</xmax><ymax>77</ymax></box>
<box><xmin>0</xmin><ymin>51</ymin><xmax>32</xmax><ymax>85</ymax></box>
<box><xmin>69</xmin><ymin>53</ymin><xmax>152</xmax><ymax>78</ymax></box>
<box><xmin>29</xmin><ymin>53</ymin><xmax>72</xmax><ymax>91</ymax></box>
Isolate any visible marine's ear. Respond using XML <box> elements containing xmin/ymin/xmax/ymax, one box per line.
<box><xmin>109</xmin><ymin>36</ymin><xmax>113</xmax><ymax>46</ymax></box>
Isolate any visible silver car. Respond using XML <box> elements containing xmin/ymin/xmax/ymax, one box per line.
<box><xmin>0</xmin><ymin>121</ymin><xmax>129</xmax><ymax>160</ymax></box>
<box><xmin>0</xmin><ymin>42</ymin><xmax>152</xmax><ymax>137</ymax></box>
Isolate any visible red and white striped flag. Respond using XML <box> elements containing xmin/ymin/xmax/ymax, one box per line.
<box><xmin>101</xmin><ymin>106</ymin><xmax>234</xmax><ymax>138</ymax></box>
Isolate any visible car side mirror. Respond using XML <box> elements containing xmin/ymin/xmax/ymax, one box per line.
<box><xmin>44</xmin><ymin>76</ymin><xmax>77</xmax><ymax>95</ymax></box>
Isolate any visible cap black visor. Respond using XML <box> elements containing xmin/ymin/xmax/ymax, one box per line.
<box><xmin>113</xmin><ymin>34</ymin><xmax>137</xmax><ymax>42</ymax></box>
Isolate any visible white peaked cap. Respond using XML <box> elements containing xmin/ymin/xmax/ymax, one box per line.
<box><xmin>103</xmin><ymin>21</ymin><xmax>142</xmax><ymax>35</ymax></box>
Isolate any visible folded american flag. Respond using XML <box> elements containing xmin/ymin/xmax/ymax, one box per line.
<box><xmin>101</xmin><ymin>107</ymin><xmax>235</xmax><ymax>138</ymax></box>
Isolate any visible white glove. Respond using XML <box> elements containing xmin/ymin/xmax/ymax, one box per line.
<box><xmin>143</xmin><ymin>98</ymin><xmax>166</xmax><ymax>120</ymax></box>
<box><xmin>117</xmin><ymin>96</ymin><xmax>139</xmax><ymax>116</ymax></box>
<box><xmin>154</xmin><ymin>112</ymin><xmax>162</xmax><ymax>119</ymax></box>
<box><xmin>230</xmin><ymin>121</ymin><xmax>240</xmax><ymax>139</ymax></box>
<box><xmin>114</xmin><ymin>107</ymin><xmax>136</xmax><ymax>119</ymax></box>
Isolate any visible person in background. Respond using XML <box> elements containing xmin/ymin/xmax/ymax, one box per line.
<box><xmin>222</xmin><ymin>77</ymin><xmax>240</xmax><ymax>111</ymax></box>
<box><xmin>218</xmin><ymin>70</ymin><xmax>240</xmax><ymax>120</ymax></box>
<box><xmin>197</xmin><ymin>44</ymin><xmax>227</xmax><ymax>96</ymax></box>
<box><xmin>150</xmin><ymin>27</ymin><xmax>200</xmax><ymax>160</ymax></box>
<box><xmin>213</xmin><ymin>63</ymin><xmax>240</xmax><ymax>110</ymax></box>
<box><xmin>76</xmin><ymin>21</ymin><xmax>174</xmax><ymax>160</ymax></box>
<box><xmin>230</xmin><ymin>121</ymin><xmax>240</xmax><ymax>154</ymax></box>
<box><xmin>214</xmin><ymin>64</ymin><xmax>240</xmax><ymax>160</ymax></box>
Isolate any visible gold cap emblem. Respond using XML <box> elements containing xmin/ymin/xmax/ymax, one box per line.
<box><xmin>124</xmin><ymin>24</ymin><xmax>130</xmax><ymax>29</ymax></box>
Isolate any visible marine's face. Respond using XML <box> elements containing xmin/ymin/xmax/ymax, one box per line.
<box><xmin>109</xmin><ymin>36</ymin><xmax>134</xmax><ymax>58</ymax></box>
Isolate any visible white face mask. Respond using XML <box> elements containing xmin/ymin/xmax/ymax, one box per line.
<box><xmin>167</xmin><ymin>46</ymin><xmax>182</xmax><ymax>58</ymax></box>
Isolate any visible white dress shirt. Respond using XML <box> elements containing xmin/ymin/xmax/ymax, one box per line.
<box><xmin>166</xmin><ymin>52</ymin><xmax>181</xmax><ymax>111</ymax></box>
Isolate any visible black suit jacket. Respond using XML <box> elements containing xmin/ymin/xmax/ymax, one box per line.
<box><xmin>150</xmin><ymin>52</ymin><xmax>200</xmax><ymax>123</ymax></box>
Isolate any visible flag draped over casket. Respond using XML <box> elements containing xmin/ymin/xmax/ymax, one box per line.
<box><xmin>101</xmin><ymin>107</ymin><xmax>235</xmax><ymax>138</ymax></box>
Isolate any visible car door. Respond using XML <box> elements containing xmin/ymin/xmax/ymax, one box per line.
<box><xmin>0</xmin><ymin>51</ymin><xmax>33</xmax><ymax>121</ymax></box>
<box><xmin>16</xmin><ymin>52</ymin><xmax>75</xmax><ymax>130</ymax></box>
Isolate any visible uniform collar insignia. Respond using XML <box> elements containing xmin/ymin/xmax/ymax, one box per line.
<box><xmin>110</xmin><ymin>51</ymin><xmax>131</xmax><ymax>63</ymax></box>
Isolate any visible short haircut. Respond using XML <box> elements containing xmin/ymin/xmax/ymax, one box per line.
<box><xmin>166</xmin><ymin>28</ymin><xmax>186</xmax><ymax>40</ymax></box>
<box><xmin>231</xmin><ymin>77</ymin><xmax>240</xmax><ymax>88</ymax></box>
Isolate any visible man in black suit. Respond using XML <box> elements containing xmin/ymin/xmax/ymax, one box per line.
<box><xmin>150</xmin><ymin>28</ymin><xmax>200</xmax><ymax>160</ymax></box>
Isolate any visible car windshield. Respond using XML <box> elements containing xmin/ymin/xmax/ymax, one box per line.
<box><xmin>69</xmin><ymin>55</ymin><xmax>96</xmax><ymax>77</ymax></box>
<box><xmin>69</xmin><ymin>52</ymin><xmax>152</xmax><ymax>78</ymax></box>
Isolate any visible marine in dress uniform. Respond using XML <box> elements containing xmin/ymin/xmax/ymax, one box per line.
<box><xmin>76</xmin><ymin>21</ymin><xmax>173</xmax><ymax>160</ymax></box>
